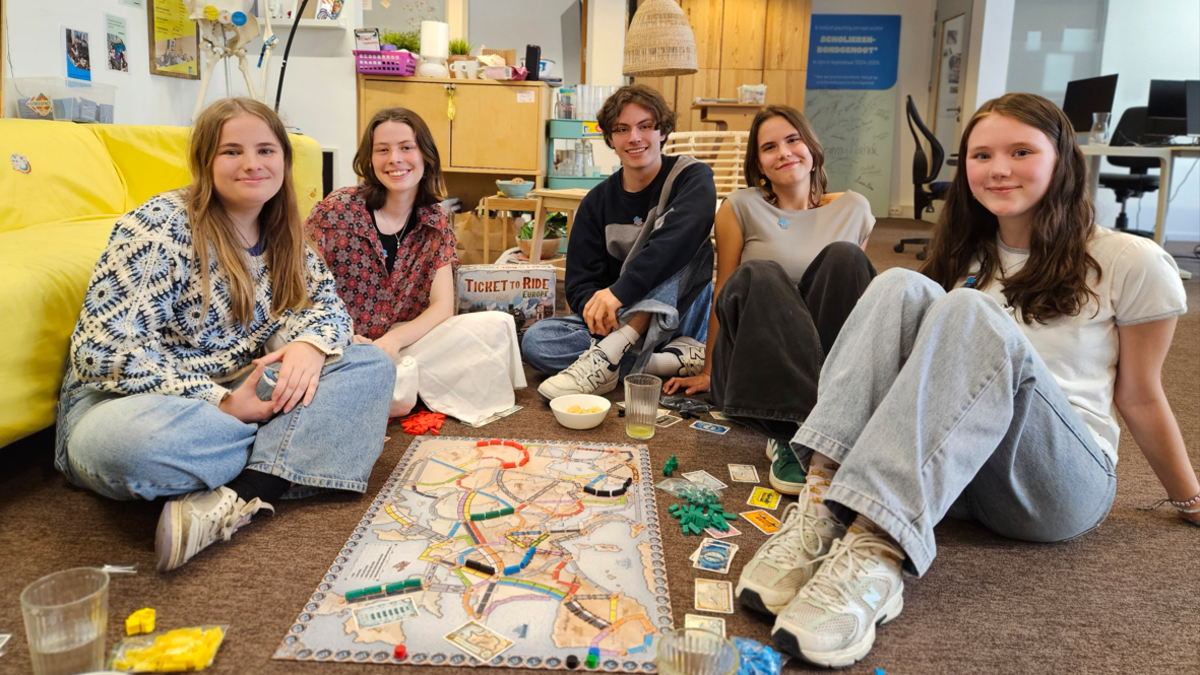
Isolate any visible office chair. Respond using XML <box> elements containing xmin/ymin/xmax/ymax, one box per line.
<box><xmin>1098</xmin><ymin>107</ymin><xmax>1158</xmax><ymax>238</ymax></box>
<box><xmin>894</xmin><ymin>95</ymin><xmax>951</xmax><ymax>260</ymax></box>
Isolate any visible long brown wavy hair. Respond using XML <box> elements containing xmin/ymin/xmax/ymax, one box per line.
<box><xmin>353</xmin><ymin>107</ymin><xmax>446</xmax><ymax>211</ymax></box>
<box><xmin>920</xmin><ymin>93</ymin><xmax>1100</xmax><ymax>324</ymax></box>
<box><xmin>744</xmin><ymin>105</ymin><xmax>828</xmax><ymax>209</ymax></box>
<box><xmin>187</xmin><ymin>98</ymin><xmax>312</xmax><ymax>326</ymax></box>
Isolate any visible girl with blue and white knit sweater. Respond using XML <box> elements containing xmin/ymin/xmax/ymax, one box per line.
<box><xmin>57</xmin><ymin>98</ymin><xmax>397</xmax><ymax>572</ymax></box>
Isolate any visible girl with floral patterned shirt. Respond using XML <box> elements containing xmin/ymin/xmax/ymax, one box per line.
<box><xmin>306</xmin><ymin>108</ymin><xmax>525</xmax><ymax>423</ymax></box>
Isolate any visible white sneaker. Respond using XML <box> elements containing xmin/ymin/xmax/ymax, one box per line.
<box><xmin>537</xmin><ymin>341</ymin><xmax>620</xmax><ymax>399</ymax></box>
<box><xmin>735</xmin><ymin>485</ymin><xmax>846</xmax><ymax>615</ymax></box>
<box><xmin>155</xmin><ymin>486</ymin><xmax>274</xmax><ymax>572</ymax></box>
<box><xmin>658</xmin><ymin>337</ymin><xmax>705</xmax><ymax>377</ymax></box>
<box><xmin>771</xmin><ymin>531</ymin><xmax>905</xmax><ymax>668</ymax></box>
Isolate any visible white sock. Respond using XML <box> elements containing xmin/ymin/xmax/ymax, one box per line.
<box><xmin>597</xmin><ymin>323</ymin><xmax>641</xmax><ymax>364</ymax></box>
<box><xmin>644</xmin><ymin>351</ymin><xmax>684</xmax><ymax>377</ymax></box>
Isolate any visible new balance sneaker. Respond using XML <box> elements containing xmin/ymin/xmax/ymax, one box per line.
<box><xmin>735</xmin><ymin>485</ymin><xmax>847</xmax><ymax>615</ymax></box>
<box><xmin>771</xmin><ymin>531</ymin><xmax>905</xmax><ymax>668</ymax></box>
<box><xmin>155</xmin><ymin>486</ymin><xmax>274</xmax><ymax>572</ymax></box>
<box><xmin>658</xmin><ymin>337</ymin><xmax>705</xmax><ymax>377</ymax></box>
<box><xmin>767</xmin><ymin>439</ymin><xmax>806</xmax><ymax>495</ymax></box>
<box><xmin>537</xmin><ymin>341</ymin><xmax>620</xmax><ymax>400</ymax></box>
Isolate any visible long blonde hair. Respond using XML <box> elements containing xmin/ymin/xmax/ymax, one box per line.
<box><xmin>186</xmin><ymin>98</ymin><xmax>312</xmax><ymax>326</ymax></box>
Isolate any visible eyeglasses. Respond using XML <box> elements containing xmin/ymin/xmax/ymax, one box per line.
<box><xmin>610</xmin><ymin>122</ymin><xmax>658</xmax><ymax>137</ymax></box>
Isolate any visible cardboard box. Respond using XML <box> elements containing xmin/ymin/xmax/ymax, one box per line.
<box><xmin>482</xmin><ymin>48</ymin><xmax>518</xmax><ymax>66</ymax></box>
<box><xmin>453</xmin><ymin>210</ymin><xmax>521</xmax><ymax>265</ymax></box>
<box><xmin>455</xmin><ymin>264</ymin><xmax>556</xmax><ymax>334</ymax></box>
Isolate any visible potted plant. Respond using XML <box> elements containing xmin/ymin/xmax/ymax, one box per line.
<box><xmin>517</xmin><ymin>213</ymin><xmax>568</xmax><ymax>260</ymax></box>
<box><xmin>379</xmin><ymin>29</ymin><xmax>420</xmax><ymax>53</ymax></box>
<box><xmin>447</xmin><ymin>38</ymin><xmax>474</xmax><ymax>64</ymax></box>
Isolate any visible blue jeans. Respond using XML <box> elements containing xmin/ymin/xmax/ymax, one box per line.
<box><xmin>522</xmin><ymin>282</ymin><xmax>713</xmax><ymax>375</ymax></box>
<box><xmin>790</xmin><ymin>269</ymin><xmax>1116</xmax><ymax>576</ymax></box>
<box><xmin>55</xmin><ymin>344</ymin><xmax>397</xmax><ymax>501</ymax></box>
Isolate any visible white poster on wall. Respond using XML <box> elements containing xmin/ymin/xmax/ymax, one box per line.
<box><xmin>804</xmin><ymin>89</ymin><xmax>896</xmax><ymax>217</ymax></box>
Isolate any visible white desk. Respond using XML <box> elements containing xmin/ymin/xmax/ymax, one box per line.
<box><xmin>1080</xmin><ymin>143</ymin><xmax>1200</xmax><ymax>245</ymax></box>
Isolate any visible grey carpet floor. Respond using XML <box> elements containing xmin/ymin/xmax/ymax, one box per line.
<box><xmin>1</xmin><ymin>219</ymin><xmax>1197</xmax><ymax>674</ymax></box>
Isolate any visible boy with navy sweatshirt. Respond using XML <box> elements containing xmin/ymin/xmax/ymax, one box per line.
<box><xmin>522</xmin><ymin>84</ymin><xmax>717</xmax><ymax>399</ymax></box>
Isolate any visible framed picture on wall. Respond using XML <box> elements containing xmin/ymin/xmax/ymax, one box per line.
<box><xmin>147</xmin><ymin>0</ymin><xmax>201</xmax><ymax>79</ymax></box>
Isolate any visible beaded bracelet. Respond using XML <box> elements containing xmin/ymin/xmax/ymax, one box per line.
<box><xmin>1170</xmin><ymin>492</ymin><xmax>1200</xmax><ymax>509</ymax></box>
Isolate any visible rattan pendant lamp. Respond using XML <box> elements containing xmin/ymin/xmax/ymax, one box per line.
<box><xmin>623</xmin><ymin>0</ymin><xmax>698</xmax><ymax>77</ymax></box>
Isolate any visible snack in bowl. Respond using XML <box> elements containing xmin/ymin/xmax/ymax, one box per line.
<box><xmin>566</xmin><ymin>405</ymin><xmax>605</xmax><ymax>414</ymax></box>
<box><xmin>550</xmin><ymin>394</ymin><xmax>611</xmax><ymax>430</ymax></box>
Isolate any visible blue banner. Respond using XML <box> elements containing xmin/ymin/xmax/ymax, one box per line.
<box><xmin>807</xmin><ymin>14</ymin><xmax>901</xmax><ymax>90</ymax></box>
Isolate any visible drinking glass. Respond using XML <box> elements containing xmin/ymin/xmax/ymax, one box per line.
<box><xmin>656</xmin><ymin>628</ymin><xmax>740</xmax><ymax>675</ymax></box>
<box><xmin>21</xmin><ymin>567</ymin><xmax>110</xmax><ymax>675</ymax></box>
<box><xmin>624</xmin><ymin>373</ymin><xmax>662</xmax><ymax>440</ymax></box>
<box><xmin>1089</xmin><ymin>111</ymin><xmax>1111</xmax><ymax>145</ymax></box>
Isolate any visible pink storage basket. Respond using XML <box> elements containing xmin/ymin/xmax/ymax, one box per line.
<box><xmin>354</xmin><ymin>50</ymin><xmax>417</xmax><ymax>76</ymax></box>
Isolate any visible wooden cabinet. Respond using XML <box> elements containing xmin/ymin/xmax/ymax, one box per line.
<box><xmin>357</xmin><ymin>76</ymin><xmax>550</xmax><ymax>207</ymax></box>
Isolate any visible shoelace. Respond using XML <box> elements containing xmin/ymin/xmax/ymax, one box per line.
<box><xmin>561</xmin><ymin>341</ymin><xmax>614</xmax><ymax>385</ymax></box>
<box><xmin>804</xmin><ymin>532</ymin><xmax>901</xmax><ymax>609</ymax></box>
<box><xmin>194</xmin><ymin>495</ymin><xmax>270</xmax><ymax>553</ymax></box>
<box><xmin>761</xmin><ymin>485</ymin><xmax>831</xmax><ymax>568</ymax></box>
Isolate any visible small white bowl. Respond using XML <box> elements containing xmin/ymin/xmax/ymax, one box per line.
<box><xmin>550</xmin><ymin>394</ymin><xmax>611</xmax><ymax>430</ymax></box>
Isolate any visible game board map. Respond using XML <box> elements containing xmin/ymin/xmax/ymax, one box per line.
<box><xmin>274</xmin><ymin>437</ymin><xmax>675</xmax><ymax>670</ymax></box>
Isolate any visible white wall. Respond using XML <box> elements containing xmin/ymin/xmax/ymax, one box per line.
<box><xmin>963</xmin><ymin>0</ymin><xmax>1013</xmax><ymax>114</ymax></box>
<box><xmin>5</xmin><ymin>1</ymin><xmax>363</xmax><ymax>191</ymax></box>
<box><xmin>469</xmin><ymin>0</ymin><xmax>578</xmax><ymax>84</ymax></box>
<box><xmin>6</xmin><ymin>2</ymin><xmax>199</xmax><ymax>126</ymax></box>
<box><xmin>811</xmin><ymin>0</ymin><xmax>937</xmax><ymax>216</ymax></box>
<box><xmin>1097</xmin><ymin>0</ymin><xmax>1199</xmax><ymax>241</ymax></box>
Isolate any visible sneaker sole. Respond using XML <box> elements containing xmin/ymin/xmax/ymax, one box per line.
<box><xmin>154</xmin><ymin>500</ymin><xmax>182</xmax><ymax>572</ymax></box>
<box><xmin>536</xmin><ymin>374</ymin><xmax>618</xmax><ymax>401</ymax></box>
<box><xmin>735</xmin><ymin>585</ymin><xmax>792</xmax><ymax>617</ymax></box>
<box><xmin>769</xmin><ymin>470</ymin><xmax>803</xmax><ymax>496</ymax></box>
<box><xmin>771</xmin><ymin>590</ymin><xmax>904</xmax><ymax>668</ymax></box>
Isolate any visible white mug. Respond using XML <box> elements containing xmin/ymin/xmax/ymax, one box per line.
<box><xmin>450</xmin><ymin>60</ymin><xmax>479</xmax><ymax>79</ymax></box>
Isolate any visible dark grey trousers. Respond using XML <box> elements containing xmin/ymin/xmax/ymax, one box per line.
<box><xmin>710</xmin><ymin>242</ymin><xmax>876</xmax><ymax>441</ymax></box>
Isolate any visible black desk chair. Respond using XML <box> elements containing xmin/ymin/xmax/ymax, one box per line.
<box><xmin>896</xmin><ymin>95</ymin><xmax>951</xmax><ymax>260</ymax></box>
<box><xmin>1098</xmin><ymin>107</ymin><xmax>1158</xmax><ymax>238</ymax></box>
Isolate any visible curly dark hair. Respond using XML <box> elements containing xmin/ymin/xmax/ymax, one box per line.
<box><xmin>595</xmin><ymin>84</ymin><xmax>676</xmax><ymax>150</ymax></box>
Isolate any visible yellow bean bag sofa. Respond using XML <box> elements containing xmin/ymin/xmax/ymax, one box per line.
<box><xmin>0</xmin><ymin>119</ymin><xmax>324</xmax><ymax>448</ymax></box>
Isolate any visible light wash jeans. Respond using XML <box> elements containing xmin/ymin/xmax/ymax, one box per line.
<box><xmin>521</xmin><ymin>280</ymin><xmax>713</xmax><ymax>376</ymax></box>
<box><xmin>790</xmin><ymin>268</ymin><xmax>1116</xmax><ymax>577</ymax></box>
<box><xmin>55</xmin><ymin>343</ymin><xmax>397</xmax><ymax>501</ymax></box>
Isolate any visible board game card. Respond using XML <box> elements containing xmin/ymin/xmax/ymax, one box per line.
<box><xmin>656</xmin><ymin>413</ymin><xmax>683</xmax><ymax>428</ymax></box>
<box><xmin>704</xmin><ymin>524</ymin><xmax>742</xmax><ymax>539</ymax></box>
<box><xmin>727</xmin><ymin>464</ymin><xmax>759</xmax><ymax>483</ymax></box>
<box><xmin>740</xmin><ymin>510</ymin><xmax>782</xmax><ymax>534</ymax></box>
<box><xmin>690</xmin><ymin>421</ymin><xmax>730</xmax><ymax>435</ymax></box>
<box><xmin>681</xmin><ymin>470</ymin><xmax>729</xmax><ymax>490</ymax></box>
<box><xmin>684</xmin><ymin>614</ymin><xmax>727</xmax><ymax>637</ymax></box>
<box><xmin>353</xmin><ymin>596</ymin><xmax>418</xmax><ymax>629</ymax></box>
<box><xmin>747</xmin><ymin>486</ymin><xmax>781</xmax><ymax>510</ymax></box>
<box><xmin>460</xmin><ymin>405</ymin><xmax>523</xmax><ymax>428</ymax></box>
<box><xmin>694</xmin><ymin>579</ymin><xmax>734</xmax><ymax>614</ymax></box>
<box><xmin>444</xmin><ymin>620</ymin><xmax>515</xmax><ymax>661</ymax></box>
<box><xmin>710</xmin><ymin>411</ymin><xmax>730</xmax><ymax>421</ymax></box>
<box><xmin>0</xmin><ymin>632</ymin><xmax>9</xmax><ymax>653</ymax></box>
<box><xmin>693</xmin><ymin>538</ymin><xmax>738</xmax><ymax>574</ymax></box>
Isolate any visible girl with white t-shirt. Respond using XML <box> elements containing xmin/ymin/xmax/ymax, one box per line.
<box><xmin>733</xmin><ymin>93</ymin><xmax>1197</xmax><ymax>668</ymax></box>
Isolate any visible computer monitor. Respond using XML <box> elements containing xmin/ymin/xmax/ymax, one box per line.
<box><xmin>1186</xmin><ymin>80</ymin><xmax>1200</xmax><ymax>137</ymax></box>
<box><xmin>1146</xmin><ymin>79</ymin><xmax>1187</xmax><ymax>137</ymax></box>
<box><xmin>1062</xmin><ymin>74</ymin><xmax>1118</xmax><ymax>133</ymax></box>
